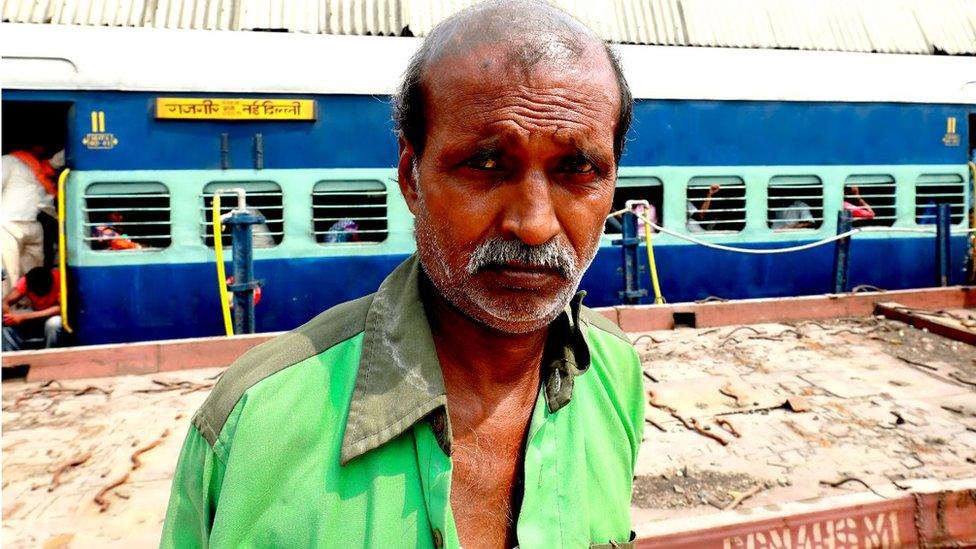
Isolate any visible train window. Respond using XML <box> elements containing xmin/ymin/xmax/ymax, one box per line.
<box><xmin>686</xmin><ymin>176</ymin><xmax>746</xmax><ymax>233</ymax></box>
<box><xmin>201</xmin><ymin>181</ymin><xmax>283</xmax><ymax>248</ymax></box>
<box><xmin>767</xmin><ymin>176</ymin><xmax>823</xmax><ymax>231</ymax></box>
<box><xmin>605</xmin><ymin>177</ymin><xmax>663</xmax><ymax>234</ymax></box>
<box><xmin>843</xmin><ymin>175</ymin><xmax>896</xmax><ymax>227</ymax></box>
<box><xmin>312</xmin><ymin>180</ymin><xmax>388</xmax><ymax>244</ymax></box>
<box><xmin>83</xmin><ymin>182</ymin><xmax>171</xmax><ymax>250</ymax></box>
<box><xmin>915</xmin><ymin>174</ymin><xmax>966</xmax><ymax>225</ymax></box>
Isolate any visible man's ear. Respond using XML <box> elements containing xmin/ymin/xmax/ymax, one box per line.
<box><xmin>397</xmin><ymin>136</ymin><xmax>421</xmax><ymax>216</ymax></box>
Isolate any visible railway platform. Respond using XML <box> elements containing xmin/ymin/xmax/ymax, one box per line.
<box><xmin>3</xmin><ymin>287</ymin><xmax>975</xmax><ymax>548</ymax></box>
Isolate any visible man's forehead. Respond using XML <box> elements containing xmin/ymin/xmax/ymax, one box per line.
<box><xmin>422</xmin><ymin>38</ymin><xmax>617</xmax><ymax>116</ymax></box>
<box><xmin>421</xmin><ymin>41</ymin><xmax>619</xmax><ymax>135</ymax></box>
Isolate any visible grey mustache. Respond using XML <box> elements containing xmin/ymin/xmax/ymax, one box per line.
<box><xmin>466</xmin><ymin>238</ymin><xmax>575</xmax><ymax>278</ymax></box>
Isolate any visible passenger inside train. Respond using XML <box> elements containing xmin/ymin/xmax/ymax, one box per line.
<box><xmin>241</xmin><ymin>205</ymin><xmax>275</xmax><ymax>249</ymax></box>
<box><xmin>91</xmin><ymin>211</ymin><xmax>143</xmax><ymax>250</ymax></box>
<box><xmin>687</xmin><ymin>183</ymin><xmax>721</xmax><ymax>232</ymax></box>
<box><xmin>842</xmin><ymin>185</ymin><xmax>876</xmax><ymax>223</ymax></box>
<box><xmin>604</xmin><ymin>183</ymin><xmax>663</xmax><ymax>235</ymax></box>
<box><xmin>1</xmin><ymin>266</ymin><xmax>63</xmax><ymax>351</ymax></box>
<box><xmin>771</xmin><ymin>200</ymin><xmax>815</xmax><ymax>230</ymax></box>
<box><xmin>323</xmin><ymin>218</ymin><xmax>361</xmax><ymax>243</ymax></box>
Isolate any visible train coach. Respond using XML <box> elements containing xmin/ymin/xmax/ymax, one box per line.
<box><xmin>2</xmin><ymin>23</ymin><xmax>974</xmax><ymax>346</ymax></box>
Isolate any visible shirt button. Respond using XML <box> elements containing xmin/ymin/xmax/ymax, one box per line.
<box><xmin>431</xmin><ymin>527</ymin><xmax>444</xmax><ymax>548</ymax></box>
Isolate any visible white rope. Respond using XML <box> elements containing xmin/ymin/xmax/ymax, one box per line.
<box><xmin>646</xmin><ymin>221</ymin><xmax>858</xmax><ymax>254</ymax></box>
<box><xmin>859</xmin><ymin>226</ymin><xmax>976</xmax><ymax>235</ymax></box>
<box><xmin>607</xmin><ymin>210</ymin><xmax>976</xmax><ymax>255</ymax></box>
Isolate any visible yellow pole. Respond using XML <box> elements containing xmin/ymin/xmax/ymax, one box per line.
<box><xmin>57</xmin><ymin>169</ymin><xmax>72</xmax><ymax>333</ymax></box>
<box><xmin>968</xmin><ymin>162</ymin><xmax>976</xmax><ymax>284</ymax></box>
<box><xmin>642</xmin><ymin>217</ymin><xmax>665</xmax><ymax>304</ymax></box>
<box><xmin>212</xmin><ymin>194</ymin><xmax>234</xmax><ymax>336</ymax></box>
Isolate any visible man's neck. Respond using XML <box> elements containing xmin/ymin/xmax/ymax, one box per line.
<box><xmin>421</xmin><ymin>277</ymin><xmax>547</xmax><ymax>549</ymax></box>
<box><xmin>422</xmin><ymin>280</ymin><xmax>547</xmax><ymax>397</ymax></box>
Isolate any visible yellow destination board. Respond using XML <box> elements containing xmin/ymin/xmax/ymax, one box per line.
<box><xmin>155</xmin><ymin>98</ymin><xmax>316</xmax><ymax>120</ymax></box>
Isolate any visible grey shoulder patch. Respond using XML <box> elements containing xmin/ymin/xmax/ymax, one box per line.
<box><xmin>193</xmin><ymin>293</ymin><xmax>374</xmax><ymax>447</ymax></box>
<box><xmin>580</xmin><ymin>306</ymin><xmax>632</xmax><ymax>345</ymax></box>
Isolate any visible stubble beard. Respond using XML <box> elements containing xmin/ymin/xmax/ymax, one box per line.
<box><xmin>413</xmin><ymin>191</ymin><xmax>601</xmax><ymax>335</ymax></box>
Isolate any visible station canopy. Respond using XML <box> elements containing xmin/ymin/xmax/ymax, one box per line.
<box><xmin>2</xmin><ymin>0</ymin><xmax>975</xmax><ymax>55</ymax></box>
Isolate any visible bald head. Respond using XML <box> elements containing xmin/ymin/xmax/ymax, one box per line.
<box><xmin>393</xmin><ymin>0</ymin><xmax>632</xmax><ymax>162</ymax></box>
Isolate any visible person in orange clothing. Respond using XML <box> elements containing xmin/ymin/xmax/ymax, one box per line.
<box><xmin>2</xmin><ymin>266</ymin><xmax>63</xmax><ymax>351</ymax></box>
<box><xmin>91</xmin><ymin>211</ymin><xmax>142</xmax><ymax>250</ymax></box>
<box><xmin>1</xmin><ymin>146</ymin><xmax>63</xmax><ymax>295</ymax></box>
<box><xmin>842</xmin><ymin>185</ymin><xmax>876</xmax><ymax>222</ymax></box>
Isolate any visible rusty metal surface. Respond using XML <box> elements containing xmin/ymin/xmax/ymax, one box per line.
<box><xmin>632</xmin><ymin>313</ymin><xmax>976</xmax><ymax>548</ymax></box>
<box><xmin>876</xmin><ymin>302</ymin><xmax>976</xmax><ymax>347</ymax></box>
<box><xmin>646</xmin><ymin>376</ymin><xmax>787</xmax><ymax>435</ymax></box>
<box><xmin>637</xmin><ymin>484</ymin><xmax>976</xmax><ymax>548</ymax></box>
<box><xmin>5</xmin><ymin>302</ymin><xmax>976</xmax><ymax>546</ymax></box>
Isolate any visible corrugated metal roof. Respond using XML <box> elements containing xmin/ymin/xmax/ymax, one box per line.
<box><xmin>1</xmin><ymin>0</ymin><xmax>974</xmax><ymax>54</ymax></box>
<box><xmin>4</xmin><ymin>22</ymin><xmax>975</xmax><ymax>104</ymax></box>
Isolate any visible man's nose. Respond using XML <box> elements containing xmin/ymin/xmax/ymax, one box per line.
<box><xmin>499</xmin><ymin>169</ymin><xmax>560</xmax><ymax>246</ymax></box>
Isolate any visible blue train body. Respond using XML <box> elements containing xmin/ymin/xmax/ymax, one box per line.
<box><xmin>69</xmin><ymin>237</ymin><xmax>968</xmax><ymax>345</ymax></box>
<box><xmin>10</xmin><ymin>91</ymin><xmax>968</xmax><ymax>171</ymax></box>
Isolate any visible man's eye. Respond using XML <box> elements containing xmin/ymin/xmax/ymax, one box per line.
<box><xmin>465</xmin><ymin>155</ymin><xmax>500</xmax><ymax>170</ymax></box>
<box><xmin>560</xmin><ymin>157</ymin><xmax>595</xmax><ymax>174</ymax></box>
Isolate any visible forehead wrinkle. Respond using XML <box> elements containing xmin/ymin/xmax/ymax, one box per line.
<box><xmin>437</xmin><ymin>80</ymin><xmax>612</xmax><ymax>121</ymax></box>
<box><xmin>438</xmin><ymin>88</ymin><xmax>613</xmax><ymax>143</ymax></box>
<box><xmin>437</xmin><ymin>108</ymin><xmax>606</xmax><ymax>150</ymax></box>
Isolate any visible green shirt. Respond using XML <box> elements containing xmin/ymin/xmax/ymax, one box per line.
<box><xmin>161</xmin><ymin>256</ymin><xmax>645</xmax><ymax>548</ymax></box>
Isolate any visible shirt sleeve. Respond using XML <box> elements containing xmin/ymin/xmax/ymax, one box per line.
<box><xmin>159</xmin><ymin>424</ymin><xmax>225</xmax><ymax>548</ymax></box>
<box><xmin>14</xmin><ymin>276</ymin><xmax>26</xmax><ymax>295</ymax></box>
<box><xmin>626</xmin><ymin>348</ymin><xmax>646</xmax><ymax>470</ymax></box>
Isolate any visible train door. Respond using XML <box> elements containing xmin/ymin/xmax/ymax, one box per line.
<box><xmin>1</xmin><ymin>99</ymin><xmax>71</xmax><ymax>327</ymax></box>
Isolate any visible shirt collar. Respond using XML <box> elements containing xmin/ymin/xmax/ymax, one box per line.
<box><xmin>340</xmin><ymin>255</ymin><xmax>592</xmax><ymax>465</ymax></box>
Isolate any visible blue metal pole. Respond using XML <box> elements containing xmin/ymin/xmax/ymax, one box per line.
<box><xmin>935</xmin><ymin>203</ymin><xmax>951</xmax><ymax>287</ymax></box>
<box><xmin>224</xmin><ymin>210</ymin><xmax>265</xmax><ymax>334</ymax></box>
<box><xmin>231</xmin><ymin>221</ymin><xmax>254</xmax><ymax>334</ymax></box>
<box><xmin>833</xmin><ymin>210</ymin><xmax>853</xmax><ymax>293</ymax></box>
<box><xmin>614</xmin><ymin>212</ymin><xmax>647</xmax><ymax>304</ymax></box>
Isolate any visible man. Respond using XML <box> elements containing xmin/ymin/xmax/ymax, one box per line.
<box><xmin>323</xmin><ymin>217</ymin><xmax>360</xmax><ymax>243</ymax></box>
<box><xmin>2</xmin><ymin>266</ymin><xmax>63</xmax><ymax>351</ymax></box>
<box><xmin>687</xmin><ymin>183</ymin><xmax>720</xmax><ymax>232</ymax></box>
<box><xmin>240</xmin><ymin>204</ymin><xmax>275</xmax><ymax>249</ymax></box>
<box><xmin>1</xmin><ymin>146</ymin><xmax>61</xmax><ymax>295</ymax></box>
<box><xmin>92</xmin><ymin>211</ymin><xmax>143</xmax><ymax>250</ymax></box>
<box><xmin>842</xmin><ymin>185</ymin><xmax>875</xmax><ymax>222</ymax></box>
<box><xmin>213</xmin><ymin>203</ymin><xmax>275</xmax><ymax>249</ymax></box>
<box><xmin>162</xmin><ymin>2</ymin><xmax>644</xmax><ymax>548</ymax></box>
<box><xmin>772</xmin><ymin>200</ymin><xmax>815</xmax><ymax>230</ymax></box>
